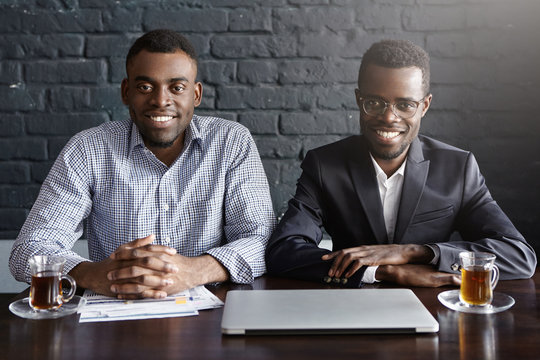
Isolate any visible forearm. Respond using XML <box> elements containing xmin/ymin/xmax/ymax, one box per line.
<box><xmin>436</xmin><ymin>239</ymin><xmax>536</xmax><ymax>280</ymax></box>
<box><xmin>10</xmin><ymin>233</ymin><xmax>86</xmax><ymax>283</ymax></box>
<box><xmin>68</xmin><ymin>260</ymin><xmax>116</xmax><ymax>296</ymax></box>
<box><xmin>375</xmin><ymin>264</ymin><xmax>460</xmax><ymax>287</ymax></box>
<box><xmin>404</xmin><ymin>244</ymin><xmax>435</xmax><ymax>264</ymax></box>
<box><xmin>206</xmin><ymin>232</ymin><xmax>269</xmax><ymax>283</ymax></box>
<box><xmin>191</xmin><ymin>254</ymin><xmax>229</xmax><ymax>285</ymax></box>
<box><xmin>451</xmin><ymin>152</ymin><xmax>537</xmax><ymax>279</ymax></box>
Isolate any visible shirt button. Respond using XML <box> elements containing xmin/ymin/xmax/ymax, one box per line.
<box><xmin>164</xmin><ymin>236</ymin><xmax>171</xmax><ymax>244</ymax></box>
<box><xmin>451</xmin><ymin>263</ymin><xmax>460</xmax><ymax>272</ymax></box>
<box><xmin>162</xmin><ymin>204</ymin><xmax>169</xmax><ymax>211</ymax></box>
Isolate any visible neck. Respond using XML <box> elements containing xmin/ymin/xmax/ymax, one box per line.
<box><xmin>374</xmin><ymin>152</ymin><xmax>407</xmax><ymax>178</ymax></box>
<box><xmin>146</xmin><ymin>134</ymin><xmax>185</xmax><ymax>167</ymax></box>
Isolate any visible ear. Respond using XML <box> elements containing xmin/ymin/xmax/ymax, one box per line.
<box><xmin>354</xmin><ymin>88</ymin><xmax>362</xmax><ymax>109</ymax></box>
<box><xmin>421</xmin><ymin>93</ymin><xmax>432</xmax><ymax>117</ymax></box>
<box><xmin>193</xmin><ymin>81</ymin><xmax>203</xmax><ymax>107</ymax></box>
<box><xmin>121</xmin><ymin>78</ymin><xmax>129</xmax><ymax>105</ymax></box>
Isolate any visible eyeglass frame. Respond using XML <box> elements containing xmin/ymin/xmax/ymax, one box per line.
<box><xmin>355</xmin><ymin>89</ymin><xmax>430</xmax><ymax>119</ymax></box>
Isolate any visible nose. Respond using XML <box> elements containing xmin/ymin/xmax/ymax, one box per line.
<box><xmin>379</xmin><ymin>104</ymin><xmax>400</xmax><ymax>123</ymax></box>
<box><xmin>149</xmin><ymin>87</ymin><xmax>172</xmax><ymax>108</ymax></box>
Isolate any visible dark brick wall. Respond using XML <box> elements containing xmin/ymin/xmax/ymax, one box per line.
<box><xmin>1</xmin><ymin>0</ymin><xmax>539</xmax><ymax>254</ymax></box>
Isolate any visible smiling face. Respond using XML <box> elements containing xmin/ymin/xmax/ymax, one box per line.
<box><xmin>121</xmin><ymin>50</ymin><xmax>202</xmax><ymax>154</ymax></box>
<box><xmin>356</xmin><ymin>64</ymin><xmax>431</xmax><ymax>171</ymax></box>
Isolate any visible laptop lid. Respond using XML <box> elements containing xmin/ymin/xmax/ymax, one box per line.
<box><xmin>221</xmin><ymin>289</ymin><xmax>438</xmax><ymax>335</ymax></box>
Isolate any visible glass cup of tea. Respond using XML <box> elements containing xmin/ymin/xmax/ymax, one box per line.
<box><xmin>28</xmin><ymin>255</ymin><xmax>76</xmax><ymax>312</ymax></box>
<box><xmin>458</xmin><ymin>251</ymin><xmax>499</xmax><ymax>307</ymax></box>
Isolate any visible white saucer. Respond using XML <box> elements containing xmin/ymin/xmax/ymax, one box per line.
<box><xmin>9</xmin><ymin>296</ymin><xmax>87</xmax><ymax>320</ymax></box>
<box><xmin>438</xmin><ymin>290</ymin><xmax>514</xmax><ymax>314</ymax></box>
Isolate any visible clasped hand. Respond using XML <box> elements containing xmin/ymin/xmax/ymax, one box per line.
<box><xmin>73</xmin><ymin>234</ymin><xmax>200</xmax><ymax>300</ymax></box>
<box><xmin>107</xmin><ymin>234</ymin><xmax>183</xmax><ymax>299</ymax></box>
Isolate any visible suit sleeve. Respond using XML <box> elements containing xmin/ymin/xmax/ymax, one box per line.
<box><xmin>434</xmin><ymin>153</ymin><xmax>537</xmax><ymax>280</ymax></box>
<box><xmin>265</xmin><ymin>151</ymin><xmax>364</xmax><ymax>287</ymax></box>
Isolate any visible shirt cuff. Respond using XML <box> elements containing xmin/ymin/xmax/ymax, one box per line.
<box><xmin>206</xmin><ymin>246</ymin><xmax>255</xmax><ymax>284</ymax></box>
<box><xmin>361</xmin><ymin>265</ymin><xmax>380</xmax><ymax>283</ymax></box>
<box><xmin>425</xmin><ymin>244</ymin><xmax>441</xmax><ymax>265</ymax></box>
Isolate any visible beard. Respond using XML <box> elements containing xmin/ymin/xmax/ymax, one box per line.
<box><xmin>360</xmin><ymin>115</ymin><xmax>418</xmax><ymax>161</ymax></box>
<box><xmin>368</xmin><ymin>140</ymin><xmax>411</xmax><ymax>161</ymax></box>
<box><xmin>142</xmin><ymin>135</ymin><xmax>179</xmax><ymax>149</ymax></box>
<box><xmin>129</xmin><ymin>106</ymin><xmax>189</xmax><ymax>150</ymax></box>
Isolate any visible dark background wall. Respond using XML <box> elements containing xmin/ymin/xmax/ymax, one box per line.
<box><xmin>1</xmin><ymin>0</ymin><xmax>539</xmax><ymax>255</ymax></box>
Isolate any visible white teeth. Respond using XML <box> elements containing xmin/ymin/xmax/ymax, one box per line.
<box><xmin>376</xmin><ymin>130</ymin><xmax>400</xmax><ymax>139</ymax></box>
<box><xmin>150</xmin><ymin>116</ymin><xmax>173</xmax><ymax>122</ymax></box>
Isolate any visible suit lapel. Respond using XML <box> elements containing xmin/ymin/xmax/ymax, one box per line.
<box><xmin>347</xmin><ymin>137</ymin><xmax>388</xmax><ymax>244</ymax></box>
<box><xmin>393</xmin><ymin>137</ymin><xmax>430</xmax><ymax>243</ymax></box>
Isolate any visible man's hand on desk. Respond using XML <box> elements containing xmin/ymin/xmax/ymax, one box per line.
<box><xmin>376</xmin><ymin>264</ymin><xmax>461</xmax><ymax>287</ymax></box>
<box><xmin>321</xmin><ymin>244</ymin><xmax>434</xmax><ymax>278</ymax></box>
<box><xmin>69</xmin><ymin>234</ymin><xmax>229</xmax><ymax>300</ymax></box>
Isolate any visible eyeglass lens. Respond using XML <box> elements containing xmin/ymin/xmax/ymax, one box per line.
<box><xmin>363</xmin><ymin>99</ymin><xmax>419</xmax><ymax>118</ymax></box>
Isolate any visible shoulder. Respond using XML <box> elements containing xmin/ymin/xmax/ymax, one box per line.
<box><xmin>417</xmin><ymin>135</ymin><xmax>471</xmax><ymax>162</ymax></box>
<box><xmin>309</xmin><ymin>135</ymin><xmax>362</xmax><ymax>156</ymax></box>
<box><xmin>57</xmin><ymin>120</ymin><xmax>131</xmax><ymax>163</ymax></box>
<box><xmin>191</xmin><ymin>114</ymin><xmax>256</xmax><ymax>157</ymax></box>
<box><xmin>193</xmin><ymin>114</ymin><xmax>251</xmax><ymax>139</ymax></box>
<box><xmin>67</xmin><ymin>119</ymin><xmax>130</xmax><ymax>147</ymax></box>
<box><xmin>306</xmin><ymin>136</ymin><xmax>363</xmax><ymax>163</ymax></box>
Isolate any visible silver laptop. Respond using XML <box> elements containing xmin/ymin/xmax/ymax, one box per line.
<box><xmin>221</xmin><ymin>289</ymin><xmax>438</xmax><ymax>335</ymax></box>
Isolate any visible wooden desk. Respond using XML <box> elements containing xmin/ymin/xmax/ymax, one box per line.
<box><xmin>2</xmin><ymin>269</ymin><xmax>539</xmax><ymax>360</ymax></box>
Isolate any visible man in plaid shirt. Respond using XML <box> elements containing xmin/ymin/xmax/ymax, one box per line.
<box><xmin>10</xmin><ymin>29</ymin><xmax>275</xmax><ymax>299</ymax></box>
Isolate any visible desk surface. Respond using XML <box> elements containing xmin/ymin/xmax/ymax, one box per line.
<box><xmin>2</xmin><ymin>269</ymin><xmax>539</xmax><ymax>360</ymax></box>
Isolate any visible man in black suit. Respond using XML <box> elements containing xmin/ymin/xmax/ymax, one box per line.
<box><xmin>266</xmin><ymin>40</ymin><xmax>536</xmax><ymax>287</ymax></box>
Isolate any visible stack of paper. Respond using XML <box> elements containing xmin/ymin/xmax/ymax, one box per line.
<box><xmin>78</xmin><ymin>285</ymin><xmax>223</xmax><ymax>323</ymax></box>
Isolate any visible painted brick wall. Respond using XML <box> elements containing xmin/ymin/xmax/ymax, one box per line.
<box><xmin>1</xmin><ymin>0</ymin><xmax>539</xmax><ymax>254</ymax></box>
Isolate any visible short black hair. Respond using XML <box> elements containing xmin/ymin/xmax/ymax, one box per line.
<box><xmin>358</xmin><ymin>39</ymin><xmax>430</xmax><ymax>94</ymax></box>
<box><xmin>125</xmin><ymin>29</ymin><xmax>198</xmax><ymax>72</ymax></box>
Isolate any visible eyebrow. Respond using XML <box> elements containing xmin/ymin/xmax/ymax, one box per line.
<box><xmin>134</xmin><ymin>76</ymin><xmax>190</xmax><ymax>83</ymax></box>
<box><xmin>363</xmin><ymin>94</ymin><xmax>419</xmax><ymax>102</ymax></box>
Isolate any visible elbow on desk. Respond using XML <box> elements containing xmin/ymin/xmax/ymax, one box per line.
<box><xmin>500</xmin><ymin>248</ymin><xmax>537</xmax><ymax>280</ymax></box>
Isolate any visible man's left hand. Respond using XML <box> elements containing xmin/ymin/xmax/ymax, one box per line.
<box><xmin>321</xmin><ymin>244</ymin><xmax>434</xmax><ymax>278</ymax></box>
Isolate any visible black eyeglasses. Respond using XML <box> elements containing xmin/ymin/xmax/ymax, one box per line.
<box><xmin>358</xmin><ymin>95</ymin><xmax>427</xmax><ymax>119</ymax></box>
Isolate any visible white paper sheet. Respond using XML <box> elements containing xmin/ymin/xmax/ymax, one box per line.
<box><xmin>78</xmin><ymin>285</ymin><xmax>223</xmax><ymax>323</ymax></box>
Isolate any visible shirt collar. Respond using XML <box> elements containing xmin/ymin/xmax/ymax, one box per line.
<box><xmin>369</xmin><ymin>153</ymin><xmax>407</xmax><ymax>182</ymax></box>
<box><xmin>128</xmin><ymin>114</ymin><xmax>203</xmax><ymax>157</ymax></box>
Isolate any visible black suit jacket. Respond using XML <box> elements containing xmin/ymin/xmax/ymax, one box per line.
<box><xmin>266</xmin><ymin>135</ymin><xmax>537</xmax><ymax>287</ymax></box>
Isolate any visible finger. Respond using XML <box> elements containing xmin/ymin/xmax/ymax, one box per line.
<box><xmin>331</xmin><ymin>252</ymin><xmax>357</xmax><ymax>278</ymax></box>
<box><xmin>334</xmin><ymin>254</ymin><xmax>357</xmax><ymax>278</ymax></box>
<box><xmin>327</xmin><ymin>252</ymin><xmax>346</xmax><ymax>277</ymax></box>
<box><xmin>344</xmin><ymin>261</ymin><xmax>363</xmax><ymax>278</ymax></box>
<box><xmin>108</xmin><ymin>258</ymin><xmax>178</xmax><ymax>280</ymax></box>
<box><xmin>112</xmin><ymin>234</ymin><xmax>156</xmax><ymax>257</ymax></box>
<box><xmin>333</xmin><ymin>249</ymin><xmax>373</xmax><ymax>277</ymax></box>
<box><xmin>111</xmin><ymin>284</ymin><xmax>168</xmax><ymax>299</ymax></box>
<box><xmin>107</xmin><ymin>265</ymin><xmax>174</xmax><ymax>283</ymax></box>
<box><xmin>322</xmin><ymin>246</ymin><xmax>367</xmax><ymax>261</ymax></box>
<box><xmin>113</xmin><ymin>246</ymin><xmax>176</xmax><ymax>261</ymax></box>
<box><xmin>141</xmin><ymin>289</ymin><xmax>168</xmax><ymax>299</ymax></box>
<box><xmin>138</xmin><ymin>244</ymin><xmax>177</xmax><ymax>255</ymax></box>
<box><xmin>321</xmin><ymin>252</ymin><xmax>339</xmax><ymax>261</ymax></box>
<box><xmin>434</xmin><ymin>273</ymin><xmax>462</xmax><ymax>287</ymax></box>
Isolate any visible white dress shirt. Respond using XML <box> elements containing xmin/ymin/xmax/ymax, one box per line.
<box><xmin>361</xmin><ymin>154</ymin><xmax>406</xmax><ymax>283</ymax></box>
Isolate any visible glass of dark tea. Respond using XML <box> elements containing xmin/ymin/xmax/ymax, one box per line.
<box><xmin>458</xmin><ymin>252</ymin><xmax>499</xmax><ymax>307</ymax></box>
<box><xmin>28</xmin><ymin>255</ymin><xmax>76</xmax><ymax>312</ymax></box>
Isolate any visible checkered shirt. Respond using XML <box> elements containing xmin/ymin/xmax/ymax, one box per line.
<box><xmin>10</xmin><ymin>115</ymin><xmax>276</xmax><ymax>284</ymax></box>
